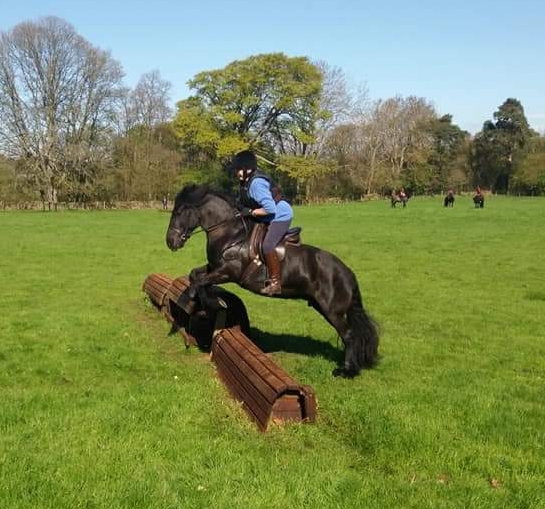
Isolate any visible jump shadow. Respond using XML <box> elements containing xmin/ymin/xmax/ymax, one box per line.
<box><xmin>157</xmin><ymin>287</ymin><xmax>343</xmax><ymax>365</ymax></box>
<box><xmin>168</xmin><ymin>323</ymin><xmax>342</xmax><ymax>365</ymax></box>
<box><xmin>247</xmin><ymin>327</ymin><xmax>343</xmax><ymax>365</ymax></box>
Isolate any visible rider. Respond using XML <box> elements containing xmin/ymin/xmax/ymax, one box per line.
<box><xmin>230</xmin><ymin>149</ymin><xmax>293</xmax><ymax>296</ymax></box>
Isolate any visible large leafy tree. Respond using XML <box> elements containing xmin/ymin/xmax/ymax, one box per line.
<box><xmin>0</xmin><ymin>17</ymin><xmax>124</xmax><ymax>207</ymax></box>
<box><xmin>172</xmin><ymin>53</ymin><xmax>325</xmax><ymax>160</ymax></box>
<box><xmin>472</xmin><ymin>98</ymin><xmax>532</xmax><ymax>192</ymax></box>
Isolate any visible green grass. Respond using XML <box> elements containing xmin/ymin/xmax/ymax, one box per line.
<box><xmin>1</xmin><ymin>195</ymin><xmax>544</xmax><ymax>508</ymax></box>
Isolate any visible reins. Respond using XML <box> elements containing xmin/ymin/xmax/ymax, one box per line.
<box><xmin>172</xmin><ymin>206</ymin><xmax>249</xmax><ymax>241</ymax></box>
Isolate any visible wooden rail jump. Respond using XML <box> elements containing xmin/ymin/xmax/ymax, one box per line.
<box><xmin>143</xmin><ymin>273</ymin><xmax>317</xmax><ymax>430</ymax></box>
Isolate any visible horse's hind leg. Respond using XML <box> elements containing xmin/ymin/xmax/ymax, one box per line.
<box><xmin>308</xmin><ymin>300</ymin><xmax>358</xmax><ymax>378</ymax></box>
<box><xmin>333</xmin><ymin>327</ymin><xmax>361</xmax><ymax>378</ymax></box>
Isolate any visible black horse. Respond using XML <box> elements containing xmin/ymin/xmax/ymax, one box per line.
<box><xmin>391</xmin><ymin>192</ymin><xmax>408</xmax><ymax>208</ymax></box>
<box><xmin>444</xmin><ymin>192</ymin><xmax>455</xmax><ymax>207</ymax></box>
<box><xmin>473</xmin><ymin>194</ymin><xmax>484</xmax><ymax>208</ymax></box>
<box><xmin>165</xmin><ymin>184</ymin><xmax>379</xmax><ymax>378</ymax></box>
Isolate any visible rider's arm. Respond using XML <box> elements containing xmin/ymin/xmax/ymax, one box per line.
<box><xmin>249</xmin><ymin>178</ymin><xmax>276</xmax><ymax>216</ymax></box>
<box><xmin>250</xmin><ymin>207</ymin><xmax>268</xmax><ymax>218</ymax></box>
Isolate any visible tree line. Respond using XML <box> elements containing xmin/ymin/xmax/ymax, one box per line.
<box><xmin>1</xmin><ymin>17</ymin><xmax>544</xmax><ymax>208</ymax></box>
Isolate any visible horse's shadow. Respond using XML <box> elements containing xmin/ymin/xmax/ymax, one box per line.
<box><xmin>167</xmin><ymin>319</ymin><xmax>342</xmax><ymax>365</ymax></box>
<box><xmin>247</xmin><ymin>327</ymin><xmax>343</xmax><ymax>364</ymax></box>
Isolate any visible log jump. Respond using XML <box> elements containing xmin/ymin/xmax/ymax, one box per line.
<box><xmin>143</xmin><ymin>273</ymin><xmax>317</xmax><ymax>430</ymax></box>
<box><xmin>143</xmin><ymin>273</ymin><xmax>250</xmax><ymax>348</ymax></box>
<box><xmin>212</xmin><ymin>326</ymin><xmax>316</xmax><ymax>431</ymax></box>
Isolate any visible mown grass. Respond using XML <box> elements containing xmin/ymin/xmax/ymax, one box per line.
<box><xmin>1</xmin><ymin>195</ymin><xmax>544</xmax><ymax>508</ymax></box>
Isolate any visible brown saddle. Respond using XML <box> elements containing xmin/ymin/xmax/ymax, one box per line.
<box><xmin>240</xmin><ymin>222</ymin><xmax>301</xmax><ymax>286</ymax></box>
<box><xmin>249</xmin><ymin>222</ymin><xmax>301</xmax><ymax>262</ymax></box>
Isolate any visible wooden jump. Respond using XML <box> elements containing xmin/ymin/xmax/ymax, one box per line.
<box><xmin>143</xmin><ymin>272</ymin><xmax>317</xmax><ymax>430</ymax></box>
<box><xmin>212</xmin><ymin>326</ymin><xmax>317</xmax><ymax>431</ymax></box>
<box><xmin>143</xmin><ymin>273</ymin><xmax>249</xmax><ymax>348</ymax></box>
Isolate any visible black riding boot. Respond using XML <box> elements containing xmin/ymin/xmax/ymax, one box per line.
<box><xmin>261</xmin><ymin>251</ymin><xmax>282</xmax><ymax>296</ymax></box>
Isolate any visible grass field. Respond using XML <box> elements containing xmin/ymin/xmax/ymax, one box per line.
<box><xmin>1</xmin><ymin>195</ymin><xmax>544</xmax><ymax>509</ymax></box>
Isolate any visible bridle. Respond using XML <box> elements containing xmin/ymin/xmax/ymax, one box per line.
<box><xmin>170</xmin><ymin>203</ymin><xmax>249</xmax><ymax>242</ymax></box>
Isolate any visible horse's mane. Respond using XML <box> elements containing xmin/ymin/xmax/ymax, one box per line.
<box><xmin>174</xmin><ymin>183</ymin><xmax>237</xmax><ymax>209</ymax></box>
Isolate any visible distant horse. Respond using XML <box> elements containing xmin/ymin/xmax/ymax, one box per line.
<box><xmin>166</xmin><ymin>184</ymin><xmax>379</xmax><ymax>378</ymax></box>
<box><xmin>444</xmin><ymin>192</ymin><xmax>455</xmax><ymax>207</ymax></box>
<box><xmin>473</xmin><ymin>194</ymin><xmax>484</xmax><ymax>208</ymax></box>
<box><xmin>391</xmin><ymin>192</ymin><xmax>408</xmax><ymax>208</ymax></box>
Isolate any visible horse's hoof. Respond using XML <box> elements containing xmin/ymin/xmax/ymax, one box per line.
<box><xmin>259</xmin><ymin>282</ymin><xmax>281</xmax><ymax>296</ymax></box>
<box><xmin>332</xmin><ymin>367</ymin><xmax>358</xmax><ymax>378</ymax></box>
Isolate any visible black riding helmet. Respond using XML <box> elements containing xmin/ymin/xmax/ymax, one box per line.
<box><xmin>228</xmin><ymin>150</ymin><xmax>259</xmax><ymax>182</ymax></box>
<box><xmin>230</xmin><ymin>150</ymin><xmax>257</xmax><ymax>171</ymax></box>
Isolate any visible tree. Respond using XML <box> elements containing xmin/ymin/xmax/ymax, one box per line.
<box><xmin>172</xmin><ymin>53</ymin><xmax>325</xmax><ymax>160</ymax></box>
<box><xmin>325</xmin><ymin>96</ymin><xmax>437</xmax><ymax>195</ymax></box>
<box><xmin>112</xmin><ymin>70</ymin><xmax>178</xmax><ymax>201</ymax></box>
<box><xmin>119</xmin><ymin>70</ymin><xmax>172</xmax><ymax>133</ymax></box>
<box><xmin>472</xmin><ymin>98</ymin><xmax>532</xmax><ymax>193</ymax></box>
<box><xmin>471</xmin><ymin>121</ymin><xmax>504</xmax><ymax>189</ymax></box>
<box><xmin>0</xmin><ymin>154</ymin><xmax>16</xmax><ymax>203</ymax></box>
<box><xmin>311</xmin><ymin>62</ymin><xmax>354</xmax><ymax>155</ymax></box>
<box><xmin>276</xmin><ymin>154</ymin><xmax>332</xmax><ymax>202</ymax></box>
<box><xmin>271</xmin><ymin>62</ymin><xmax>367</xmax><ymax>201</ymax></box>
<box><xmin>427</xmin><ymin>114</ymin><xmax>468</xmax><ymax>191</ymax></box>
<box><xmin>0</xmin><ymin>17</ymin><xmax>124</xmax><ymax>208</ymax></box>
<box><xmin>511</xmin><ymin>135</ymin><xmax>545</xmax><ymax>195</ymax></box>
<box><xmin>276</xmin><ymin>62</ymin><xmax>369</xmax><ymax>201</ymax></box>
<box><xmin>112</xmin><ymin>123</ymin><xmax>180</xmax><ymax>201</ymax></box>
<box><xmin>378</xmin><ymin>96</ymin><xmax>436</xmax><ymax>189</ymax></box>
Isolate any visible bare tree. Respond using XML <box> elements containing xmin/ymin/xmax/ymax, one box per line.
<box><xmin>0</xmin><ymin>16</ymin><xmax>124</xmax><ymax>207</ymax></box>
<box><xmin>119</xmin><ymin>70</ymin><xmax>172</xmax><ymax>134</ymax></box>
<box><xmin>352</xmin><ymin>96</ymin><xmax>435</xmax><ymax>191</ymax></box>
<box><xmin>280</xmin><ymin>61</ymin><xmax>369</xmax><ymax>159</ymax></box>
<box><xmin>132</xmin><ymin>70</ymin><xmax>172</xmax><ymax>128</ymax></box>
<box><xmin>309</xmin><ymin>61</ymin><xmax>356</xmax><ymax>157</ymax></box>
<box><xmin>324</xmin><ymin>95</ymin><xmax>437</xmax><ymax>195</ymax></box>
<box><xmin>114</xmin><ymin>70</ymin><xmax>175</xmax><ymax>200</ymax></box>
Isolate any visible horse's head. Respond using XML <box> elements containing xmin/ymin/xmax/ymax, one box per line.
<box><xmin>166</xmin><ymin>184</ymin><xmax>207</xmax><ymax>251</ymax></box>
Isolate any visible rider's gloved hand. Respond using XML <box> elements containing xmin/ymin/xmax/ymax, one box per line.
<box><xmin>239</xmin><ymin>207</ymin><xmax>253</xmax><ymax>217</ymax></box>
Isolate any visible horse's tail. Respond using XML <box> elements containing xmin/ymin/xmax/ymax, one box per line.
<box><xmin>347</xmin><ymin>280</ymin><xmax>379</xmax><ymax>369</ymax></box>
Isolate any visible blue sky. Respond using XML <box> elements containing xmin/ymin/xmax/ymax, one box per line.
<box><xmin>2</xmin><ymin>0</ymin><xmax>544</xmax><ymax>134</ymax></box>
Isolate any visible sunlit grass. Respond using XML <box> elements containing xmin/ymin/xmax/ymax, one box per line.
<box><xmin>0</xmin><ymin>195</ymin><xmax>544</xmax><ymax>508</ymax></box>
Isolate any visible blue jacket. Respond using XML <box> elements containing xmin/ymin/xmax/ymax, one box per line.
<box><xmin>241</xmin><ymin>173</ymin><xmax>293</xmax><ymax>223</ymax></box>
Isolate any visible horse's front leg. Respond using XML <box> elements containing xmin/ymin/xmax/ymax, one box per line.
<box><xmin>189</xmin><ymin>265</ymin><xmax>233</xmax><ymax>311</ymax></box>
<box><xmin>188</xmin><ymin>265</ymin><xmax>209</xmax><ymax>286</ymax></box>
